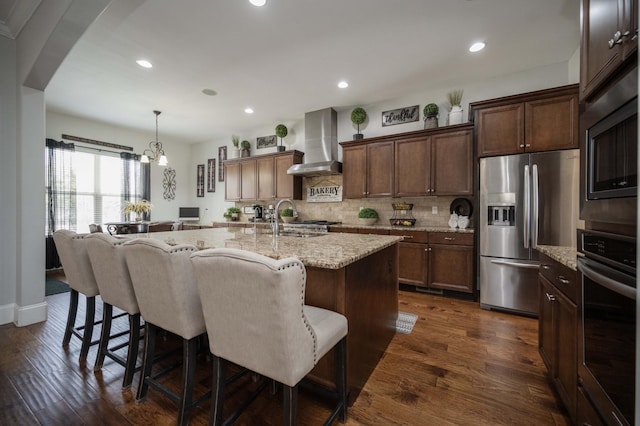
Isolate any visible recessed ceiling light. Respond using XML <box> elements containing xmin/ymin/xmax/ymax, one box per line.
<box><xmin>244</xmin><ymin>107</ymin><xmax>254</xmax><ymax>114</ymax></box>
<box><xmin>337</xmin><ymin>81</ymin><xmax>349</xmax><ymax>89</ymax></box>
<box><xmin>202</xmin><ymin>88</ymin><xmax>217</xmax><ymax>96</ymax></box>
<box><xmin>469</xmin><ymin>42</ymin><xmax>486</xmax><ymax>52</ymax></box>
<box><xmin>249</xmin><ymin>0</ymin><xmax>266</xmax><ymax>6</ymax></box>
<box><xmin>136</xmin><ymin>59</ymin><xmax>153</xmax><ymax>68</ymax></box>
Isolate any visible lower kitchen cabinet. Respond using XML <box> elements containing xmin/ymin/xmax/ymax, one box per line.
<box><xmin>538</xmin><ymin>253</ymin><xmax>578</xmax><ymax>422</ymax></box>
<box><xmin>576</xmin><ymin>386</ymin><xmax>605</xmax><ymax>426</ymax></box>
<box><xmin>398</xmin><ymin>241</ymin><xmax>428</xmax><ymax>287</ymax></box>
<box><xmin>428</xmin><ymin>243</ymin><xmax>474</xmax><ymax>293</ymax></box>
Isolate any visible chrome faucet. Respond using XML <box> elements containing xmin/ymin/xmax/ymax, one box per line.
<box><xmin>272</xmin><ymin>198</ymin><xmax>298</xmax><ymax>237</ymax></box>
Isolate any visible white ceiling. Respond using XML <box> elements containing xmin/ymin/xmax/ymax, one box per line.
<box><xmin>19</xmin><ymin>0</ymin><xmax>580</xmax><ymax>143</ymax></box>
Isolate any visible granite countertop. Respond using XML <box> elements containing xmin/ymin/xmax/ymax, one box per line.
<box><xmin>536</xmin><ymin>245</ymin><xmax>577</xmax><ymax>271</ymax></box>
<box><xmin>333</xmin><ymin>224</ymin><xmax>474</xmax><ymax>233</ymax></box>
<box><xmin>141</xmin><ymin>227</ymin><xmax>402</xmax><ymax>270</ymax></box>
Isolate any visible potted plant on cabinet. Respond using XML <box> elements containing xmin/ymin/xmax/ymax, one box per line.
<box><xmin>231</xmin><ymin>135</ymin><xmax>240</xmax><ymax>159</ymax></box>
<box><xmin>447</xmin><ymin>89</ymin><xmax>464</xmax><ymax>125</ymax></box>
<box><xmin>223</xmin><ymin>207</ymin><xmax>241</xmax><ymax>221</ymax></box>
<box><xmin>351</xmin><ymin>107</ymin><xmax>367</xmax><ymax>140</ymax></box>
<box><xmin>280</xmin><ymin>208</ymin><xmax>296</xmax><ymax>223</ymax></box>
<box><xmin>358</xmin><ymin>207</ymin><xmax>379</xmax><ymax>226</ymax></box>
<box><xmin>423</xmin><ymin>103</ymin><xmax>439</xmax><ymax>129</ymax></box>
<box><xmin>275</xmin><ymin>124</ymin><xmax>288</xmax><ymax>152</ymax></box>
<box><xmin>240</xmin><ymin>140</ymin><xmax>251</xmax><ymax>157</ymax></box>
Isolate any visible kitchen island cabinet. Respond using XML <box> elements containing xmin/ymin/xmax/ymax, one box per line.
<box><xmin>138</xmin><ymin>227</ymin><xmax>400</xmax><ymax>405</ymax></box>
<box><xmin>471</xmin><ymin>85</ymin><xmax>579</xmax><ymax>157</ymax></box>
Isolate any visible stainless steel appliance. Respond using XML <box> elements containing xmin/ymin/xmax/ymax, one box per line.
<box><xmin>577</xmin><ymin>229</ymin><xmax>636</xmax><ymax>426</ymax></box>
<box><xmin>479</xmin><ymin>149</ymin><xmax>580</xmax><ymax>316</ymax></box>
<box><xmin>580</xmin><ymin>65</ymin><xmax>637</xmax><ymax>227</ymax></box>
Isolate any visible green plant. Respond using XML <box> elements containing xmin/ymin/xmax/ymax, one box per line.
<box><xmin>447</xmin><ymin>89</ymin><xmax>464</xmax><ymax>107</ymax></box>
<box><xmin>358</xmin><ymin>208</ymin><xmax>379</xmax><ymax>219</ymax></box>
<box><xmin>280</xmin><ymin>208</ymin><xmax>294</xmax><ymax>217</ymax></box>
<box><xmin>241</xmin><ymin>140</ymin><xmax>250</xmax><ymax>150</ymax></box>
<box><xmin>231</xmin><ymin>135</ymin><xmax>240</xmax><ymax>148</ymax></box>
<box><xmin>423</xmin><ymin>103</ymin><xmax>439</xmax><ymax>117</ymax></box>
<box><xmin>275</xmin><ymin>124</ymin><xmax>288</xmax><ymax>139</ymax></box>
<box><xmin>223</xmin><ymin>206</ymin><xmax>241</xmax><ymax>219</ymax></box>
<box><xmin>350</xmin><ymin>107</ymin><xmax>367</xmax><ymax>133</ymax></box>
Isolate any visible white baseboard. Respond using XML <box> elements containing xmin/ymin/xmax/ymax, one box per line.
<box><xmin>13</xmin><ymin>301</ymin><xmax>48</xmax><ymax>326</ymax></box>
<box><xmin>0</xmin><ymin>303</ymin><xmax>16</xmax><ymax>325</ymax></box>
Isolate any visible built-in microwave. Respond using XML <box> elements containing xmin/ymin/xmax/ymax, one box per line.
<box><xmin>580</xmin><ymin>65</ymin><xmax>637</xmax><ymax>227</ymax></box>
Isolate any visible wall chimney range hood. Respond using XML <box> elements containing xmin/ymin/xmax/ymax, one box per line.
<box><xmin>287</xmin><ymin>108</ymin><xmax>342</xmax><ymax>176</ymax></box>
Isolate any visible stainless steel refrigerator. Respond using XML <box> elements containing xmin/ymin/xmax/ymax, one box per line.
<box><xmin>479</xmin><ymin>149</ymin><xmax>580</xmax><ymax>316</ymax></box>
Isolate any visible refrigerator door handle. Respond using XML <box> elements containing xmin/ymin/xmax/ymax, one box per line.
<box><xmin>523</xmin><ymin>165</ymin><xmax>530</xmax><ymax>249</ymax></box>
<box><xmin>490</xmin><ymin>259</ymin><xmax>540</xmax><ymax>269</ymax></box>
<box><xmin>532</xmin><ymin>164</ymin><xmax>539</xmax><ymax>248</ymax></box>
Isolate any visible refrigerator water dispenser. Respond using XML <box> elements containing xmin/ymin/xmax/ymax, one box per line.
<box><xmin>486</xmin><ymin>193</ymin><xmax>516</xmax><ymax>226</ymax></box>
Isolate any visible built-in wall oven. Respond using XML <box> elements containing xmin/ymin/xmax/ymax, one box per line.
<box><xmin>577</xmin><ymin>230</ymin><xmax>636</xmax><ymax>425</ymax></box>
<box><xmin>580</xmin><ymin>65</ymin><xmax>637</xmax><ymax>227</ymax></box>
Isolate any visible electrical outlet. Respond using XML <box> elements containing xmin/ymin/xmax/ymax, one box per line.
<box><xmin>432</xmin><ymin>206</ymin><xmax>438</xmax><ymax>214</ymax></box>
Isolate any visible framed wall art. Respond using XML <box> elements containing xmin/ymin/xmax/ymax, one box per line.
<box><xmin>207</xmin><ymin>158</ymin><xmax>216</xmax><ymax>192</ymax></box>
<box><xmin>218</xmin><ymin>146</ymin><xmax>226</xmax><ymax>181</ymax></box>
<box><xmin>197</xmin><ymin>164</ymin><xmax>205</xmax><ymax>197</ymax></box>
<box><xmin>256</xmin><ymin>135</ymin><xmax>277</xmax><ymax>149</ymax></box>
<box><xmin>382</xmin><ymin>105</ymin><xmax>419</xmax><ymax>126</ymax></box>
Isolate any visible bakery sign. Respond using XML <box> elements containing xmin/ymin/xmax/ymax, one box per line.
<box><xmin>382</xmin><ymin>105</ymin><xmax>419</xmax><ymax>127</ymax></box>
<box><xmin>307</xmin><ymin>185</ymin><xmax>343</xmax><ymax>202</ymax></box>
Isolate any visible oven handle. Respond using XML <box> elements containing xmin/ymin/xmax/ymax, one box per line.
<box><xmin>578</xmin><ymin>259</ymin><xmax>636</xmax><ymax>300</ymax></box>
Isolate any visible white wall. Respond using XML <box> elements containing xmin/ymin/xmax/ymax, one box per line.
<box><xmin>46</xmin><ymin>111</ymin><xmax>193</xmax><ymax>222</ymax></box>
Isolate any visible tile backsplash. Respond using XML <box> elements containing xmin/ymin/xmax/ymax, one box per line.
<box><xmin>236</xmin><ymin>175</ymin><xmax>475</xmax><ymax>228</ymax></box>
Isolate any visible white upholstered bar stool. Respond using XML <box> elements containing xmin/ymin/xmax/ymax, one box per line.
<box><xmin>52</xmin><ymin>230</ymin><xmax>102</xmax><ymax>361</ymax></box>
<box><xmin>86</xmin><ymin>233</ymin><xmax>142</xmax><ymax>389</ymax></box>
<box><xmin>122</xmin><ymin>238</ymin><xmax>208</xmax><ymax>426</ymax></box>
<box><xmin>190</xmin><ymin>248</ymin><xmax>348</xmax><ymax>426</ymax></box>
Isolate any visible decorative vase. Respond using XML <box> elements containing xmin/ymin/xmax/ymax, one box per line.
<box><xmin>358</xmin><ymin>218</ymin><xmax>377</xmax><ymax>226</ymax></box>
<box><xmin>448</xmin><ymin>105</ymin><xmax>463</xmax><ymax>125</ymax></box>
<box><xmin>230</xmin><ymin>148</ymin><xmax>240</xmax><ymax>159</ymax></box>
<box><xmin>277</xmin><ymin>145</ymin><xmax>286</xmax><ymax>152</ymax></box>
<box><xmin>241</xmin><ymin>149</ymin><xmax>250</xmax><ymax>158</ymax></box>
<box><xmin>281</xmin><ymin>216</ymin><xmax>296</xmax><ymax>223</ymax></box>
<box><xmin>353</xmin><ymin>133</ymin><xmax>364</xmax><ymax>140</ymax></box>
<box><xmin>424</xmin><ymin>116</ymin><xmax>438</xmax><ymax>129</ymax></box>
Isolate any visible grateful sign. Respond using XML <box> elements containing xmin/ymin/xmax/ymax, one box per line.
<box><xmin>381</xmin><ymin>105</ymin><xmax>419</xmax><ymax>127</ymax></box>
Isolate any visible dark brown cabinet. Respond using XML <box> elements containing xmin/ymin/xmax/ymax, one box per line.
<box><xmin>580</xmin><ymin>0</ymin><xmax>638</xmax><ymax>101</ymax></box>
<box><xmin>538</xmin><ymin>253</ymin><xmax>578</xmax><ymax>422</ymax></box>
<box><xmin>471</xmin><ymin>85</ymin><xmax>579</xmax><ymax>157</ymax></box>
<box><xmin>342</xmin><ymin>142</ymin><xmax>394</xmax><ymax>199</ymax></box>
<box><xmin>427</xmin><ymin>232</ymin><xmax>474</xmax><ymax>293</ymax></box>
<box><xmin>389</xmin><ymin>230</ymin><xmax>429</xmax><ymax>287</ymax></box>
<box><xmin>343</xmin><ymin>125</ymin><xmax>473</xmax><ymax>199</ymax></box>
<box><xmin>224</xmin><ymin>151</ymin><xmax>303</xmax><ymax>201</ymax></box>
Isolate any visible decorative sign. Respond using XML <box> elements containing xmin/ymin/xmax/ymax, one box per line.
<box><xmin>257</xmin><ymin>135</ymin><xmax>277</xmax><ymax>149</ymax></box>
<box><xmin>207</xmin><ymin>158</ymin><xmax>216</xmax><ymax>192</ymax></box>
<box><xmin>381</xmin><ymin>105</ymin><xmax>419</xmax><ymax>127</ymax></box>
<box><xmin>196</xmin><ymin>164</ymin><xmax>205</xmax><ymax>197</ymax></box>
<box><xmin>218</xmin><ymin>146</ymin><xmax>226</xmax><ymax>181</ymax></box>
<box><xmin>306</xmin><ymin>185</ymin><xmax>343</xmax><ymax>202</ymax></box>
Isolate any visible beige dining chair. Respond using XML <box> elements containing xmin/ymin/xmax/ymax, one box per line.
<box><xmin>190</xmin><ymin>248</ymin><xmax>348</xmax><ymax>425</ymax></box>
<box><xmin>52</xmin><ymin>230</ymin><xmax>102</xmax><ymax>361</ymax></box>
<box><xmin>86</xmin><ymin>233</ymin><xmax>142</xmax><ymax>389</ymax></box>
<box><xmin>122</xmin><ymin>238</ymin><xmax>208</xmax><ymax>426</ymax></box>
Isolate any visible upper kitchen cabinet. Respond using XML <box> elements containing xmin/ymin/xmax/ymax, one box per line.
<box><xmin>342</xmin><ymin>141</ymin><xmax>394</xmax><ymax>199</ymax></box>
<box><xmin>394</xmin><ymin>128</ymin><xmax>473</xmax><ymax>197</ymax></box>
<box><xmin>342</xmin><ymin>124</ymin><xmax>473</xmax><ymax>199</ymax></box>
<box><xmin>471</xmin><ymin>85</ymin><xmax>579</xmax><ymax>157</ymax></box>
<box><xmin>580</xmin><ymin>0</ymin><xmax>638</xmax><ymax>102</ymax></box>
<box><xmin>224</xmin><ymin>150</ymin><xmax>303</xmax><ymax>201</ymax></box>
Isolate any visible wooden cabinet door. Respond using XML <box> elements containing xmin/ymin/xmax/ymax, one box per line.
<box><xmin>224</xmin><ymin>162</ymin><xmax>241</xmax><ymax>201</ymax></box>
<box><xmin>580</xmin><ymin>0</ymin><xmax>627</xmax><ymax>100</ymax></box>
<box><xmin>538</xmin><ymin>276</ymin><xmax>555</xmax><ymax>371</ymax></box>
<box><xmin>394</xmin><ymin>137</ymin><xmax>430</xmax><ymax>197</ymax></box>
<box><xmin>431</xmin><ymin>129</ymin><xmax>473</xmax><ymax>195</ymax></box>
<box><xmin>553</xmin><ymin>285</ymin><xmax>577</xmax><ymax>421</ymax></box>
<box><xmin>622</xmin><ymin>0</ymin><xmax>638</xmax><ymax>59</ymax></box>
<box><xmin>257</xmin><ymin>156</ymin><xmax>274</xmax><ymax>200</ymax></box>
<box><xmin>427</xmin><ymin>244</ymin><xmax>474</xmax><ymax>293</ymax></box>
<box><xmin>274</xmin><ymin>154</ymin><xmax>302</xmax><ymax>199</ymax></box>
<box><xmin>240</xmin><ymin>160</ymin><xmax>257</xmax><ymax>200</ymax></box>
<box><xmin>525</xmin><ymin>94</ymin><xmax>578</xmax><ymax>152</ymax></box>
<box><xmin>477</xmin><ymin>103</ymin><xmax>524</xmax><ymax>157</ymax></box>
<box><xmin>366</xmin><ymin>141</ymin><xmax>394</xmax><ymax>197</ymax></box>
<box><xmin>342</xmin><ymin>145</ymin><xmax>367</xmax><ymax>199</ymax></box>
<box><xmin>398</xmin><ymin>242</ymin><xmax>428</xmax><ymax>287</ymax></box>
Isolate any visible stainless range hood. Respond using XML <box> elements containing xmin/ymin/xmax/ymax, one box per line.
<box><xmin>287</xmin><ymin>108</ymin><xmax>342</xmax><ymax>176</ymax></box>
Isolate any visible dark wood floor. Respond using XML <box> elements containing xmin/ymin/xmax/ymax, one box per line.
<box><xmin>0</xmin><ymin>279</ymin><xmax>570</xmax><ymax>425</ymax></box>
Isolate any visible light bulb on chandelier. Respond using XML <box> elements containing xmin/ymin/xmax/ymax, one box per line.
<box><xmin>141</xmin><ymin>110</ymin><xmax>168</xmax><ymax>166</ymax></box>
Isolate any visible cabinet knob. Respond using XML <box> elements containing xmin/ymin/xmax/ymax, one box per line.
<box><xmin>525</xmin><ymin>144</ymin><xmax>530</xmax><ymax>147</ymax></box>
<box><xmin>541</xmin><ymin>264</ymin><xmax>551</xmax><ymax>270</ymax></box>
<box><xmin>545</xmin><ymin>293</ymin><xmax>556</xmax><ymax>302</ymax></box>
<box><xmin>519</xmin><ymin>144</ymin><xmax>525</xmax><ymax>148</ymax></box>
<box><xmin>402</xmin><ymin>235</ymin><xmax>414</xmax><ymax>239</ymax></box>
<box><xmin>444</xmin><ymin>237</ymin><xmax>455</xmax><ymax>241</ymax></box>
<box><xmin>557</xmin><ymin>276</ymin><xmax>570</xmax><ymax>285</ymax></box>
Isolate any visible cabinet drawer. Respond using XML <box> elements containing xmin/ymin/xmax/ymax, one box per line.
<box><xmin>359</xmin><ymin>228</ymin><xmax>390</xmax><ymax>235</ymax></box>
<box><xmin>539</xmin><ymin>253</ymin><xmax>577</xmax><ymax>304</ymax></box>
<box><xmin>429</xmin><ymin>232</ymin><xmax>473</xmax><ymax>245</ymax></box>
<box><xmin>389</xmin><ymin>229</ymin><xmax>428</xmax><ymax>243</ymax></box>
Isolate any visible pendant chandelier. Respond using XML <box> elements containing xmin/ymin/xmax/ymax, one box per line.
<box><xmin>141</xmin><ymin>110</ymin><xmax>168</xmax><ymax>166</ymax></box>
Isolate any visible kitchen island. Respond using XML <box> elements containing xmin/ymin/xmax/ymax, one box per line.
<box><xmin>142</xmin><ymin>227</ymin><xmax>401</xmax><ymax>404</ymax></box>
